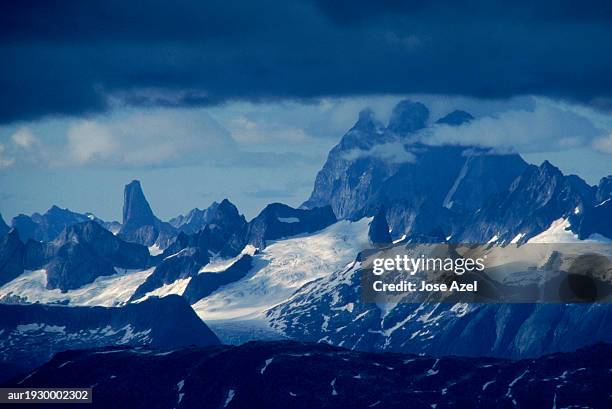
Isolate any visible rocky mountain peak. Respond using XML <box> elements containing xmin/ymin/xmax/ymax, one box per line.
<box><xmin>596</xmin><ymin>175</ymin><xmax>612</xmax><ymax>203</ymax></box>
<box><xmin>122</xmin><ymin>180</ymin><xmax>157</xmax><ymax>226</ymax></box>
<box><xmin>353</xmin><ymin>108</ymin><xmax>382</xmax><ymax>132</ymax></box>
<box><xmin>0</xmin><ymin>213</ymin><xmax>8</xmax><ymax>237</ymax></box>
<box><xmin>436</xmin><ymin>110</ymin><xmax>474</xmax><ymax>126</ymax></box>
<box><xmin>387</xmin><ymin>100</ymin><xmax>429</xmax><ymax>136</ymax></box>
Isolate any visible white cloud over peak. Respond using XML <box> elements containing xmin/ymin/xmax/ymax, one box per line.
<box><xmin>342</xmin><ymin>142</ymin><xmax>416</xmax><ymax>164</ymax></box>
<box><xmin>421</xmin><ymin>98</ymin><xmax>604</xmax><ymax>153</ymax></box>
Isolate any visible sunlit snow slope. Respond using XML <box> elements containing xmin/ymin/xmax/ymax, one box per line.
<box><xmin>193</xmin><ymin>218</ymin><xmax>371</xmax><ymax>322</ymax></box>
<box><xmin>0</xmin><ymin>268</ymin><xmax>153</xmax><ymax>307</ymax></box>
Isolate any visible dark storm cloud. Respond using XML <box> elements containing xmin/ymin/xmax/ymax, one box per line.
<box><xmin>1</xmin><ymin>0</ymin><xmax>612</xmax><ymax>123</ymax></box>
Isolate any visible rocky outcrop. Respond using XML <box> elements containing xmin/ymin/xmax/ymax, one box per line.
<box><xmin>368</xmin><ymin>207</ymin><xmax>392</xmax><ymax>245</ymax></box>
<box><xmin>10</xmin><ymin>205</ymin><xmax>92</xmax><ymax>242</ymax></box>
<box><xmin>118</xmin><ymin>180</ymin><xmax>177</xmax><ymax>248</ymax></box>
<box><xmin>246</xmin><ymin>203</ymin><xmax>336</xmax><ymax>249</ymax></box>
<box><xmin>169</xmin><ymin>201</ymin><xmax>222</xmax><ymax>234</ymax></box>
<box><xmin>435</xmin><ymin>109</ymin><xmax>474</xmax><ymax>126</ymax></box>
<box><xmin>596</xmin><ymin>175</ymin><xmax>612</xmax><ymax>203</ymax></box>
<box><xmin>42</xmin><ymin>221</ymin><xmax>152</xmax><ymax>291</ymax></box>
<box><xmin>0</xmin><ymin>229</ymin><xmax>25</xmax><ymax>286</ymax></box>
<box><xmin>182</xmin><ymin>253</ymin><xmax>253</xmax><ymax>304</ymax></box>
<box><xmin>458</xmin><ymin>161</ymin><xmax>595</xmax><ymax>243</ymax></box>
<box><xmin>0</xmin><ymin>213</ymin><xmax>8</xmax><ymax>237</ymax></box>
<box><xmin>387</xmin><ymin>100</ymin><xmax>429</xmax><ymax>136</ymax></box>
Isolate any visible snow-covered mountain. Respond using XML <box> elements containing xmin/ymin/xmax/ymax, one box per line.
<box><xmin>0</xmin><ymin>99</ymin><xmax>611</xmax><ymax>362</ymax></box>
<box><xmin>266</xmin><ymin>243</ymin><xmax>612</xmax><ymax>358</ymax></box>
<box><xmin>302</xmin><ymin>99</ymin><xmax>612</xmax><ymax>244</ymax></box>
<box><xmin>0</xmin><ymin>221</ymin><xmax>153</xmax><ymax>291</ymax></box>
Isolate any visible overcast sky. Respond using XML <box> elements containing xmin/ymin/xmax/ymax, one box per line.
<box><xmin>1</xmin><ymin>1</ymin><xmax>612</xmax><ymax>221</ymax></box>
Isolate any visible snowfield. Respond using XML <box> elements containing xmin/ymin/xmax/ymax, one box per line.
<box><xmin>193</xmin><ymin>218</ymin><xmax>371</xmax><ymax>322</ymax></box>
<box><xmin>0</xmin><ymin>268</ymin><xmax>154</xmax><ymax>307</ymax></box>
<box><xmin>528</xmin><ymin>218</ymin><xmax>611</xmax><ymax>243</ymax></box>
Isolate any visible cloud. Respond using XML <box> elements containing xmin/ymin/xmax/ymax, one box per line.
<box><xmin>593</xmin><ymin>134</ymin><xmax>612</xmax><ymax>153</ymax></box>
<box><xmin>421</xmin><ymin>99</ymin><xmax>605</xmax><ymax>153</ymax></box>
<box><xmin>2</xmin><ymin>1</ymin><xmax>612</xmax><ymax>123</ymax></box>
<box><xmin>67</xmin><ymin>121</ymin><xmax>119</xmax><ymax>164</ymax></box>
<box><xmin>0</xmin><ymin>144</ymin><xmax>15</xmax><ymax>169</ymax></box>
<box><xmin>342</xmin><ymin>142</ymin><xmax>417</xmax><ymax>164</ymax></box>
<box><xmin>228</xmin><ymin>115</ymin><xmax>309</xmax><ymax>144</ymax></box>
<box><xmin>63</xmin><ymin>108</ymin><xmax>236</xmax><ymax>167</ymax></box>
<box><xmin>11</xmin><ymin>127</ymin><xmax>38</xmax><ymax>148</ymax></box>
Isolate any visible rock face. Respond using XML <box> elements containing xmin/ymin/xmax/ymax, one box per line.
<box><xmin>118</xmin><ymin>180</ymin><xmax>177</xmax><ymax>248</ymax></box>
<box><xmin>45</xmin><ymin>242</ymin><xmax>117</xmax><ymax>291</ymax></box>
<box><xmin>302</xmin><ymin>99</ymin><xmax>610</xmax><ymax>243</ymax></box>
<box><xmin>43</xmin><ymin>221</ymin><xmax>152</xmax><ymax>291</ymax></box>
<box><xmin>456</xmin><ymin>161</ymin><xmax>595</xmax><ymax>243</ymax></box>
<box><xmin>6</xmin><ymin>341</ymin><xmax>610</xmax><ymax>409</ymax></box>
<box><xmin>435</xmin><ymin>109</ymin><xmax>474</xmax><ymax>125</ymax></box>
<box><xmin>246</xmin><ymin>203</ymin><xmax>337</xmax><ymax>249</ymax></box>
<box><xmin>169</xmin><ymin>201</ymin><xmax>221</xmax><ymax>234</ymax></box>
<box><xmin>0</xmin><ymin>229</ymin><xmax>25</xmax><ymax>286</ymax></box>
<box><xmin>0</xmin><ymin>295</ymin><xmax>219</xmax><ymax>383</ymax></box>
<box><xmin>129</xmin><ymin>199</ymin><xmax>249</xmax><ymax>300</ymax></box>
<box><xmin>0</xmin><ymin>213</ymin><xmax>8</xmax><ymax>237</ymax></box>
<box><xmin>387</xmin><ymin>100</ymin><xmax>429</xmax><ymax>135</ymax></box>
<box><xmin>182</xmin><ymin>253</ymin><xmax>253</xmax><ymax>304</ymax></box>
<box><xmin>596</xmin><ymin>175</ymin><xmax>612</xmax><ymax>203</ymax></box>
<box><xmin>10</xmin><ymin>205</ymin><xmax>92</xmax><ymax>242</ymax></box>
<box><xmin>267</xmin><ymin>247</ymin><xmax>612</xmax><ymax>359</ymax></box>
<box><xmin>368</xmin><ymin>207</ymin><xmax>392</xmax><ymax>245</ymax></box>
<box><xmin>301</xmin><ymin>108</ymin><xmax>399</xmax><ymax>220</ymax></box>
<box><xmin>0</xmin><ymin>221</ymin><xmax>152</xmax><ymax>292</ymax></box>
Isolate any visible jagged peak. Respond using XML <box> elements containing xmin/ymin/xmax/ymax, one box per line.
<box><xmin>4</xmin><ymin>227</ymin><xmax>22</xmax><ymax>243</ymax></box>
<box><xmin>539</xmin><ymin>160</ymin><xmax>562</xmax><ymax>175</ymax></box>
<box><xmin>351</xmin><ymin>108</ymin><xmax>384</xmax><ymax>132</ymax></box>
<box><xmin>436</xmin><ymin>110</ymin><xmax>474</xmax><ymax>126</ymax></box>
<box><xmin>387</xmin><ymin>100</ymin><xmax>429</xmax><ymax>136</ymax></box>
<box><xmin>0</xmin><ymin>212</ymin><xmax>8</xmax><ymax>233</ymax></box>
<box><xmin>122</xmin><ymin>179</ymin><xmax>157</xmax><ymax>226</ymax></box>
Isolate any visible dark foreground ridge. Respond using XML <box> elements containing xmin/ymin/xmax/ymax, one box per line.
<box><xmin>0</xmin><ymin>295</ymin><xmax>219</xmax><ymax>383</ymax></box>
<box><xmin>5</xmin><ymin>341</ymin><xmax>610</xmax><ymax>409</ymax></box>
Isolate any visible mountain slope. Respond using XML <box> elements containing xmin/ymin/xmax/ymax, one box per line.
<box><xmin>0</xmin><ymin>295</ymin><xmax>219</xmax><ymax>382</ymax></box>
<box><xmin>0</xmin><ymin>213</ymin><xmax>8</xmax><ymax>237</ymax></box>
<box><xmin>193</xmin><ymin>218</ymin><xmax>371</xmax><ymax>322</ymax></box>
<box><xmin>6</xmin><ymin>341</ymin><xmax>610</xmax><ymax>409</ymax></box>
<box><xmin>10</xmin><ymin>206</ymin><xmax>96</xmax><ymax>242</ymax></box>
<box><xmin>267</xmin><ymin>239</ymin><xmax>612</xmax><ymax>359</ymax></box>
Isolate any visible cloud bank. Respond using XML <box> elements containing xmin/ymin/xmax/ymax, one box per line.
<box><xmin>2</xmin><ymin>1</ymin><xmax>612</xmax><ymax>123</ymax></box>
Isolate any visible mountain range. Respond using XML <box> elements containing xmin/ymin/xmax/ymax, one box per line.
<box><xmin>0</xmin><ymin>99</ymin><xmax>611</xmax><ymax>384</ymax></box>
